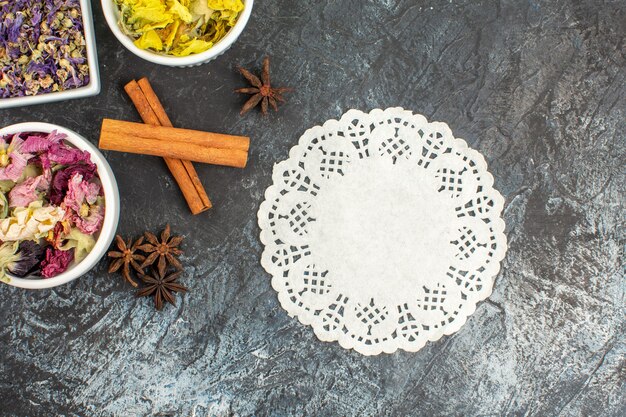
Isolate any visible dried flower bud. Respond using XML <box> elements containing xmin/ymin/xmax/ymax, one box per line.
<box><xmin>40</xmin><ymin>75</ymin><xmax>54</xmax><ymax>89</ymax></box>
<box><xmin>56</xmin><ymin>69</ymin><xmax>68</xmax><ymax>83</ymax></box>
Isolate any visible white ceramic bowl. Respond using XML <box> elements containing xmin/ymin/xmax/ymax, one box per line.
<box><xmin>0</xmin><ymin>0</ymin><xmax>100</xmax><ymax>109</ymax></box>
<box><xmin>101</xmin><ymin>0</ymin><xmax>254</xmax><ymax>67</ymax></box>
<box><xmin>0</xmin><ymin>123</ymin><xmax>120</xmax><ymax>289</ymax></box>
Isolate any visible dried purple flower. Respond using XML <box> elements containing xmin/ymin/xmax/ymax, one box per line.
<box><xmin>8</xmin><ymin>240</ymin><xmax>46</xmax><ymax>277</ymax></box>
<box><xmin>49</xmin><ymin>162</ymin><xmax>96</xmax><ymax>205</ymax></box>
<box><xmin>0</xmin><ymin>1</ymin><xmax>90</xmax><ymax>99</ymax></box>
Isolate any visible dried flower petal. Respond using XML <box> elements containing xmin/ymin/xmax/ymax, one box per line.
<box><xmin>46</xmin><ymin>221</ymin><xmax>67</xmax><ymax>249</ymax></box>
<box><xmin>47</xmin><ymin>143</ymin><xmax>92</xmax><ymax>166</ymax></box>
<box><xmin>65</xmin><ymin>173</ymin><xmax>100</xmax><ymax>208</ymax></box>
<box><xmin>21</xmin><ymin>131</ymin><xmax>65</xmax><ymax>153</ymax></box>
<box><xmin>8</xmin><ymin>174</ymin><xmax>49</xmax><ymax>208</ymax></box>
<box><xmin>8</xmin><ymin>240</ymin><xmax>45</xmax><ymax>277</ymax></box>
<box><xmin>59</xmin><ymin>227</ymin><xmax>96</xmax><ymax>263</ymax></box>
<box><xmin>49</xmin><ymin>162</ymin><xmax>96</xmax><ymax>205</ymax></box>
<box><xmin>71</xmin><ymin>199</ymin><xmax>105</xmax><ymax>235</ymax></box>
<box><xmin>0</xmin><ymin>135</ymin><xmax>33</xmax><ymax>181</ymax></box>
<box><xmin>0</xmin><ymin>192</ymin><xmax>8</xmax><ymax>219</ymax></box>
<box><xmin>40</xmin><ymin>247</ymin><xmax>74</xmax><ymax>278</ymax></box>
<box><xmin>115</xmin><ymin>0</ymin><xmax>243</xmax><ymax>56</ymax></box>
<box><xmin>0</xmin><ymin>200</ymin><xmax>65</xmax><ymax>242</ymax></box>
<box><xmin>0</xmin><ymin>241</ymin><xmax>20</xmax><ymax>283</ymax></box>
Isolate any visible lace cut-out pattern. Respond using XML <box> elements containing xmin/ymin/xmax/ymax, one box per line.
<box><xmin>258</xmin><ymin>108</ymin><xmax>507</xmax><ymax>355</ymax></box>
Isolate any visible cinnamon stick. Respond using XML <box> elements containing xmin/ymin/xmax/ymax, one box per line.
<box><xmin>123</xmin><ymin>80</ymin><xmax>211</xmax><ymax>214</ymax></box>
<box><xmin>99</xmin><ymin>119</ymin><xmax>249</xmax><ymax>168</ymax></box>
<box><xmin>136</xmin><ymin>79</ymin><xmax>212</xmax><ymax>213</ymax></box>
<box><xmin>137</xmin><ymin>78</ymin><xmax>172</xmax><ymax>126</ymax></box>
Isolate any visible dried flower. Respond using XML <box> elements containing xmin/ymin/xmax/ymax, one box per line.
<box><xmin>64</xmin><ymin>173</ymin><xmax>100</xmax><ymax>209</ymax></box>
<box><xmin>0</xmin><ymin>192</ymin><xmax>8</xmax><ymax>219</ymax></box>
<box><xmin>21</xmin><ymin>131</ymin><xmax>65</xmax><ymax>153</ymax></box>
<box><xmin>63</xmin><ymin>173</ymin><xmax>104</xmax><ymax>235</ymax></box>
<box><xmin>40</xmin><ymin>247</ymin><xmax>74</xmax><ymax>278</ymax></box>
<box><xmin>0</xmin><ymin>241</ymin><xmax>20</xmax><ymax>283</ymax></box>
<box><xmin>47</xmin><ymin>143</ymin><xmax>92</xmax><ymax>166</ymax></box>
<box><xmin>0</xmin><ymin>134</ymin><xmax>33</xmax><ymax>181</ymax></box>
<box><xmin>46</xmin><ymin>221</ymin><xmax>67</xmax><ymax>249</ymax></box>
<box><xmin>59</xmin><ymin>227</ymin><xmax>96</xmax><ymax>263</ymax></box>
<box><xmin>71</xmin><ymin>201</ymin><xmax>104</xmax><ymax>236</ymax></box>
<box><xmin>8</xmin><ymin>241</ymin><xmax>46</xmax><ymax>277</ymax></box>
<box><xmin>0</xmin><ymin>200</ymin><xmax>65</xmax><ymax>242</ymax></box>
<box><xmin>115</xmin><ymin>0</ymin><xmax>244</xmax><ymax>57</ymax></box>
<box><xmin>8</xmin><ymin>174</ymin><xmax>49</xmax><ymax>208</ymax></box>
<box><xmin>0</xmin><ymin>1</ymin><xmax>90</xmax><ymax>98</ymax></box>
<box><xmin>49</xmin><ymin>162</ymin><xmax>96</xmax><ymax>205</ymax></box>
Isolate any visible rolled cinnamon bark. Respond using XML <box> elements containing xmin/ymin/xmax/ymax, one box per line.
<box><xmin>137</xmin><ymin>78</ymin><xmax>173</xmax><ymax>127</ymax></box>
<box><xmin>99</xmin><ymin>119</ymin><xmax>249</xmax><ymax>168</ymax></box>
<box><xmin>123</xmin><ymin>79</ymin><xmax>212</xmax><ymax>214</ymax></box>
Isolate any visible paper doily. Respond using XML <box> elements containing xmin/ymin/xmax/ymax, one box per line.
<box><xmin>258</xmin><ymin>108</ymin><xmax>507</xmax><ymax>355</ymax></box>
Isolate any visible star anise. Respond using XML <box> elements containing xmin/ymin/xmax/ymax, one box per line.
<box><xmin>235</xmin><ymin>56</ymin><xmax>292</xmax><ymax>115</ymax></box>
<box><xmin>139</xmin><ymin>224</ymin><xmax>183</xmax><ymax>277</ymax></box>
<box><xmin>137</xmin><ymin>268</ymin><xmax>188</xmax><ymax>310</ymax></box>
<box><xmin>107</xmin><ymin>235</ymin><xmax>146</xmax><ymax>288</ymax></box>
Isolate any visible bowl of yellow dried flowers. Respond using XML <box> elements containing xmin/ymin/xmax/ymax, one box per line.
<box><xmin>0</xmin><ymin>122</ymin><xmax>120</xmax><ymax>289</ymax></box>
<box><xmin>102</xmin><ymin>0</ymin><xmax>253</xmax><ymax>67</ymax></box>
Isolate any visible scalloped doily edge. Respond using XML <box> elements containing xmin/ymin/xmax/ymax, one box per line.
<box><xmin>257</xmin><ymin>107</ymin><xmax>508</xmax><ymax>356</ymax></box>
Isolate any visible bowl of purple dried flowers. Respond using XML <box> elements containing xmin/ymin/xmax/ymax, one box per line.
<box><xmin>0</xmin><ymin>0</ymin><xmax>100</xmax><ymax>109</ymax></box>
<box><xmin>0</xmin><ymin>122</ymin><xmax>119</xmax><ymax>289</ymax></box>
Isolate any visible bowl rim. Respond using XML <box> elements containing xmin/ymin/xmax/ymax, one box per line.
<box><xmin>0</xmin><ymin>122</ymin><xmax>120</xmax><ymax>290</ymax></box>
<box><xmin>101</xmin><ymin>0</ymin><xmax>254</xmax><ymax>67</ymax></box>
<box><xmin>0</xmin><ymin>0</ymin><xmax>100</xmax><ymax>109</ymax></box>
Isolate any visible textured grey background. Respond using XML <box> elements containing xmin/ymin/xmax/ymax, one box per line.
<box><xmin>0</xmin><ymin>0</ymin><xmax>625</xmax><ymax>416</ymax></box>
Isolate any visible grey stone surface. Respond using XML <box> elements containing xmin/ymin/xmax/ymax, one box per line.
<box><xmin>1</xmin><ymin>0</ymin><xmax>625</xmax><ymax>416</ymax></box>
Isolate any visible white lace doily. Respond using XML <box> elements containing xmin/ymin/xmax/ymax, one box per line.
<box><xmin>258</xmin><ymin>108</ymin><xmax>507</xmax><ymax>355</ymax></box>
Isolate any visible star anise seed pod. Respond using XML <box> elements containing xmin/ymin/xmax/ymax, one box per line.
<box><xmin>235</xmin><ymin>56</ymin><xmax>292</xmax><ymax>115</ymax></box>
<box><xmin>107</xmin><ymin>235</ymin><xmax>146</xmax><ymax>288</ymax></box>
<box><xmin>139</xmin><ymin>224</ymin><xmax>183</xmax><ymax>277</ymax></box>
<box><xmin>137</xmin><ymin>268</ymin><xmax>188</xmax><ymax>311</ymax></box>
